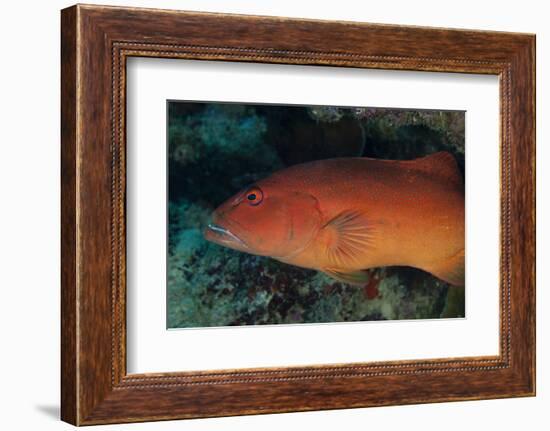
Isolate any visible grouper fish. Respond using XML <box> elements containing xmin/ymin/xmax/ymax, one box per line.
<box><xmin>204</xmin><ymin>152</ymin><xmax>465</xmax><ymax>286</ymax></box>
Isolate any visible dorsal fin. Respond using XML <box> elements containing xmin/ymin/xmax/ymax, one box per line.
<box><xmin>407</xmin><ymin>151</ymin><xmax>463</xmax><ymax>186</ymax></box>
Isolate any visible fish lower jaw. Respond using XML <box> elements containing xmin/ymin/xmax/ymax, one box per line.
<box><xmin>204</xmin><ymin>223</ymin><xmax>248</xmax><ymax>250</ymax></box>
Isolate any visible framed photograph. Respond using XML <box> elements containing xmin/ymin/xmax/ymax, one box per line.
<box><xmin>61</xmin><ymin>4</ymin><xmax>535</xmax><ymax>425</ymax></box>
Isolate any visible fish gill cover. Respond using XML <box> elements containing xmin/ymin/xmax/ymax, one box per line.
<box><xmin>167</xmin><ymin>102</ymin><xmax>465</xmax><ymax>329</ymax></box>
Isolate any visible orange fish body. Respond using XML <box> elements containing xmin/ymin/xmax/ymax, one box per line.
<box><xmin>204</xmin><ymin>152</ymin><xmax>465</xmax><ymax>286</ymax></box>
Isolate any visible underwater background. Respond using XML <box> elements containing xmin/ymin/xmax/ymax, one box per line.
<box><xmin>167</xmin><ymin>101</ymin><xmax>465</xmax><ymax>329</ymax></box>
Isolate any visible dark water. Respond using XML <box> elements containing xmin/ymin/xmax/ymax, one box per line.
<box><xmin>167</xmin><ymin>101</ymin><xmax>465</xmax><ymax>329</ymax></box>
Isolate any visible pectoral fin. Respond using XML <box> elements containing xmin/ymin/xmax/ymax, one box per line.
<box><xmin>319</xmin><ymin>210</ymin><xmax>376</xmax><ymax>268</ymax></box>
<box><xmin>322</xmin><ymin>268</ymin><xmax>370</xmax><ymax>285</ymax></box>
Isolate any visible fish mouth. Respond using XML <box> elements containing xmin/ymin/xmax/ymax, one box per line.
<box><xmin>204</xmin><ymin>222</ymin><xmax>248</xmax><ymax>249</ymax></box>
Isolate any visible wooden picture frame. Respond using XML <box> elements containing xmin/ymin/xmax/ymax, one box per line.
<box><xmin>61</xmin><ymin>4</ymin><xmax>535</xmax><ymax>425</ymax></box>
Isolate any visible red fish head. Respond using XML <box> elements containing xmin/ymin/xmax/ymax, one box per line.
<box><xmin>204</xmin><ymin>181</ymin><xmax>322</xmax><ymax>259</ymax></box>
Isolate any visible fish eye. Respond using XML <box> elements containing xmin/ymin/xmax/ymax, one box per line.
<box><xmin>245</xmin><ymin>187</ymin><xmax>263</xmax><ymax>206</ymax></box>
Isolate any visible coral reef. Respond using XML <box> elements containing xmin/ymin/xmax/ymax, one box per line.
<box><xmin>308</xmin><ymin>106</ymin><xmax>465</xmax><ymax>174</ymax></box>
<box><xmin>168</xmin><ymin>103</ymin><xmax>282</xmax><ymax>204</ymax></box>
<box><xmin>167</xmin><ymin>102</ymin><xmax>465</xmax><ymax>329</ymax></box>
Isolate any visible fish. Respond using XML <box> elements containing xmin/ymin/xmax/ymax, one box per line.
<box><xmin>204</xmin><ymin>152</ymin><xmax>465</xmax><ymax>286</ymax></box>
